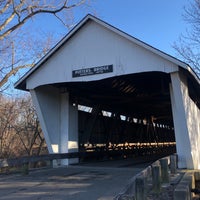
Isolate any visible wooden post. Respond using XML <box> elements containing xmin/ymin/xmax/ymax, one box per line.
<box><xmin>22</xmin><ymin>162</ymin><xmax>29</xmax><ymax>175</ymax></box>
<box><xmin>135</xmin><ymin>175</ymin><xmax>147</xmax><ymax>200</ymax></box>
<box><xmin>170</xmin><ymin>154</ymin><xmax>177</xmax><ymax>174</ymax></box>
<box><xmin>152</xmin><ymin>165</ymin><xmax>161</xmax><ymax>193</ymax></box>
<box><xmin>160</xmin><ymin>158</ymin><xmax>169</xmax><ymax>183</ymax></box>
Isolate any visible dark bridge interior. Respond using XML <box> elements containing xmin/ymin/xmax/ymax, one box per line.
<box><xmin>53</xmin><ymin>71</ymin><xmax>176</xmax><ymax>160</ymax></box>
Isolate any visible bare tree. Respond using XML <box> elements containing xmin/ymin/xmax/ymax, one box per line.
<box><xmin>0</xmin><ymin>0</ymin><xmax>92</xmax><ymax>92</ymax></box>
<box><xmin>13</xmin><ymin>96</ymin><xmax>45</xmax><ymax>156</ymax></box>
<box><xmin>0</xmin><ymin>95</ymin><xmax>46</xmax><ymax>158</ymax></box>
<box><xmin>173</xmin><ymin>0</ymin><xmax>200</xmax><ymax>76</ymax></box>
<box><xmin>0</xmin><ymin>95</ymin><xmax>21</xmax><ymax>158</ymax></box>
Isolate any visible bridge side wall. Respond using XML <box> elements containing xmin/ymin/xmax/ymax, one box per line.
<box><xmin>30</xmin><ymin>86</ymin><xmax>60</xmax><ymax>154</ymax></box>
<box><xmin>182</xmin><ymin>79</ymin><xmax>200</xmax><ymax>169</ymax></box>
<box><xmin>170</xmin><ymin>72</ymin><xmax>200</xmax><ymax>169</ymax></box>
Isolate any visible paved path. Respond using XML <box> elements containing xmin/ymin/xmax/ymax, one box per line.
<box><xmin>0</xmin><ymin>159</ymin><xmax>151</xmax><ymax>200</ymax></box>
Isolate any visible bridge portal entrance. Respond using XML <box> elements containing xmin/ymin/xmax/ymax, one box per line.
<box><xmin>15</xmin><ymin>15</ymin><xmax>200</xmax><ymax>169</ymax></box>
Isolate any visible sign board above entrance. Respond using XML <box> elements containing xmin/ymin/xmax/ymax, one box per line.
<box><xmin>72</xmin><ymin>65</ymin><xmax>113</xmax><ymax>78</ymax></box>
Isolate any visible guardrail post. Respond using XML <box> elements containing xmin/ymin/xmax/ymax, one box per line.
<box><xmin>152</xmin><ymin>165</ymin><xmax>161</xmax><ymax>193</ymax></box>
<box><xmin>135</xmin><ymin>175</ymin><xmax>147</xmax><ymax>200</ymax></box>
<box><xmin>160</xmin><ymin>158</ymin><xmax>169</xmax><ymax>183</ymax></box>
<box><xmin>170</xmin><ymin>154</ymin><xmax>177</xmax><ymax>174</ymax></box>
<box><xmin>22</xmin><ymin>162</ymin><xmax>29</xmax><ymax>175</ymax></box>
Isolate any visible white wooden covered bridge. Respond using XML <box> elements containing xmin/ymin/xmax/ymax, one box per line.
<box><xmin>15</xmin><ymin>15</ymin><xmax>200</xmax><ymax>169</ymax></box>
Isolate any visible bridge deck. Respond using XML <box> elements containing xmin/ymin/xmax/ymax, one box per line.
<box><xmin>0</xmin><ymin>158</ymin><xmax>153</xmax><ymax>200</ymax></box>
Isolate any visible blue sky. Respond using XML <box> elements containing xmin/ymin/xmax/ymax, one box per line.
<box><xmin>91</xmin><ymin>0</ymin><xmax>190</xmax><ymax>57</ymax></box>
<box><xmin>29</xmin><ymin>0</ymin><xmax>191</xmax><ymax>58</ymax></box>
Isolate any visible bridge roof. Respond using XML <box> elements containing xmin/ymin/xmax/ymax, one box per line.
<box><xmin>14</xmin><ymin>14</ymin><xmax>200</xmax><ymax>91</ymax></box>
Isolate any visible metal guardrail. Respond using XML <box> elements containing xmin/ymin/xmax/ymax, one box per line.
<box><xmin>0</xmin><ymin>152</ymin><xmax>79</xmax><ymax>168</ymax></box>
<box><xmin>0</xmin><ymin>143</ymin><xmax>176</xmax><ymax>169</ymax></box>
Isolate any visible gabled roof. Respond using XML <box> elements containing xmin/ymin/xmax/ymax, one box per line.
<box><xmin>15</xmin><ymin>14</ymin><xmax>199</xmax><ymax>90</ymax></box>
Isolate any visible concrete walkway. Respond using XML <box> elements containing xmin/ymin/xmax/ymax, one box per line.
<box><xmin>0</xmin><ymin>159</ymin><xmax>151</xmax><ymax>200</ymax></box>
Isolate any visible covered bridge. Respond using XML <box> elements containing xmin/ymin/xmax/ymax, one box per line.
<box><xmin>15</xmin><ymin>15</ymin><xmax>200</xmax><ymax>169</ymax></box>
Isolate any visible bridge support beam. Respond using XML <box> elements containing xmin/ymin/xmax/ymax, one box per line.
<box><xmin>30</xmin><ymin>86</ymin><xmax>78</xmax><ymax>167</ymax></box>
<box><xmin>60</xmin><ymin>92</ymin><xmax>78</xmax><ymax>165</ymax></box>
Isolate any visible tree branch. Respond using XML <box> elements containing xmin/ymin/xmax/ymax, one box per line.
<box><xmin>0</xmin><ymin>63</ymin><xmax>34</xmax><ymax>88</ymax></box>
<box><xmin>0</xmin><ymin>0</ymin><xmax>11</xmax><ymax>14</ymax></box>
<box><xmin>0</xmin><ymin>0</ymin><xmax>86</xmax><ymax>40</ymax></box>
